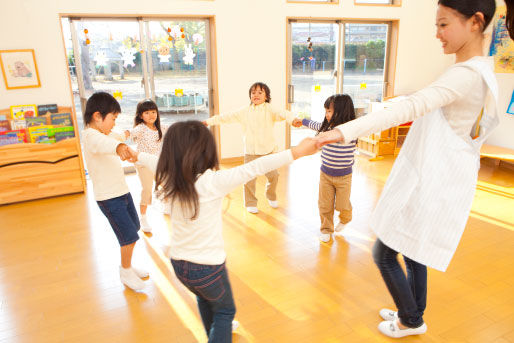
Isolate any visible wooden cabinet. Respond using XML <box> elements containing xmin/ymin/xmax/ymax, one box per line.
<box><xmin>357</xmin><ymin>127</ymin><xmax>397</xmax><ymax>159</ymax></box>
<box><xmin>0</xmin><ymin>106</ymin><xmax>86</xmax><ymax>205</ymax></box>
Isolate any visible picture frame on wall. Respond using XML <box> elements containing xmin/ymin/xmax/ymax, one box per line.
<box><xmin>0</xmin><ymin>49</ymin><xmax>41</xmax><ymax>90</ymax></box>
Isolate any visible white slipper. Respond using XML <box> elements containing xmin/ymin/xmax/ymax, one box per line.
<box><xmin>378</xmin><ymin>320</ymin><xmax>427</xmax><ymax>338</ymax></box>
<box><xmin>379</xmin><ymin>308</ymin><xmax>398</xmax><ymax>321</ymax></box>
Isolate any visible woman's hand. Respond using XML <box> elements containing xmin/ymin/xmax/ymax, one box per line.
<box><xmin>315</xmin><ymin>129</ymin><xmax>344</xmax><ymax>148</ymax></box>
<box><xmin>291</xmin><ymin>137</ymin><xmax>319</xmax><ymax>159</ymax></box>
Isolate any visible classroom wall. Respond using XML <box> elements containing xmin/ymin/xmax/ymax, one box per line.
<box><xmin>0</xmin><ymin>0</ymin><xmax>512</xmax><ymax>156</ymax></box>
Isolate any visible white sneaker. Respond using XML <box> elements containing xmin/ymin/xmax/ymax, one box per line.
<box><xmin>132</xmin><ymin>266</ymin><xmax>149</xmax><ymax>278</ymax></box>
<box><xmin>246</xmin><ymin>206</ymin><xmax>259</xmax><ymax>214</ymax></box>
<box><xmin>319</xmin><ymin>233</ymin><xmax>331</xmax><ymax>243</ymax></box>
<box><xmin>140</xmin><ymin>216</ymin><xmax>152</xmax><ymax>233</ymax></box>
<box><xmin>119</xmin><ymin>266</ymin><xmax>145</xmax><ymax>290</ymax></box>
<box><xmin>379</xmin><ymin>308</ymin><xmax>398</xmax><ymax>321</ymax></box>
<box><xmin>335</xmin><ymin>223</ymin><xmax>346</xmax><ymax>232</ymax></box>
<box><xmin>378</xmin><ymin>320</ymin><xmax>427</xmax><ymax>338</ymax></box>
<box><xmin>267</xmin><ymin>199</ymin><xmax>278</xmax><ymax>208</ymax></box>
<box><xmin>232</xmin><ymin>320</ymin><xmax>239</xmax><ymax>332</ymax></box>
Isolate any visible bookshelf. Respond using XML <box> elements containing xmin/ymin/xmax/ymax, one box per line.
<box><xmin>0</xmin><ymin>106</ymin><xmax>86</xmax><ymax>205</ymax></box>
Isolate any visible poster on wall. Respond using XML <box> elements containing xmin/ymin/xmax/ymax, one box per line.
<box><xmin>488</xmin><ymin>6</ymin><xmax>514</xmax><ymax>74</ymax></box>
<box><xmin>0</xmin><ymin>49</ymin><xmax>41</xmax><ymax>89</ymax></box>
<box><xmin>507</xmin><ymin>89</ymin><xmax>514</xmax><ymax>115</ymax></box>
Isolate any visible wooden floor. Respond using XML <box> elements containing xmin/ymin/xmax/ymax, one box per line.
<box><xmin>1</xmin><ymin>153</ymin><xmax>513</xmax><ymax>342</ymax></box>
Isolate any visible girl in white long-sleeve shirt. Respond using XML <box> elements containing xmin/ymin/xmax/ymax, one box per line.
<box><xmin>135</xmin><ymin>120</ymin><xmax>318</xmax><ymax>343</ymax></box>
<box><xmin>317</xmin><ymin>0</ymin><xmax>512</xmax><ymax>339</ymax></box>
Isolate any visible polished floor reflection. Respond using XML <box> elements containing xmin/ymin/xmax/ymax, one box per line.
<box><xmin>0</xmin><ymin>154</ymin><xmax>513</xmax><ymax>342</ymax></box>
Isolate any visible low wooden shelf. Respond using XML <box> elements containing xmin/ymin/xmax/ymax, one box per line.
<box><xmin>0</xmin><ymin>106</ymin><xmax>86</xmax><ymax>205</ymax></box>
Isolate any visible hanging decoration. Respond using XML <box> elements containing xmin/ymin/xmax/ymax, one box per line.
<box><xmin>158</xmin><ymin>45</ymin><xmax>171</xmax><ymax>63</ymax></box>
<box><xmin>118</xmin><ymin>47</ymin><xmax>137</xmax><ymax>68</ymax></box>
<box><xmin>307</xmin><ymin>22</ymin><xmax>313</xmax><ymax>52</ymax></box>
<box><xmin>113</xmin><ymin>90</ymin><xmax>123</xmax><ymax>100</ymax></box>
<box><xmin>84</xmin><ymin>28</ymin><xmax>90</xmax><ymax>45</ymax></box>
<box><xmin>192</xmin><ymin>33</ymin><xmax>204</xmax><ymax>45</ymax></box>
<box><xmin>183</xmin><ymin>44</ymin><xmax>196</xmax><ymax>65</ymax></box>
<box><xmin>94</xmin><ymin>52</ymin><xmax>108</xmax><ymax>67</ymax></box>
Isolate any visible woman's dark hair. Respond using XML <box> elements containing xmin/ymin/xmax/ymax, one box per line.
<box><xmin>438</xmin><ymin>0</ymin><xmax>496</xmax><ymax>31</ymax></box>
<box><xmin>83</xmin><ymin>92</ymin><xmax>121</xmax><ymax>125</ymax></box>
<box><xmin>248</xmin><ymin>82</ymin><xmax>271</xmax><ymax>103</ymax></box>
<box><xmin>506</xmin><ymin>0</ymin><xmax>514</xmax><ymax>40</ymax></box>
<box><xmin>135</xmin><ymin>99</ymin><xmax>163</xmax><ymax>141</ymax></box>
<box><xmin>155</xmin><ymin>121</ymin><xmax>219</xmax><ymax>220</ymax></box>
<box><xmin>317</xmin><ymin>94</ymin><xmax>356</xmax><ymax>134</ymax></box>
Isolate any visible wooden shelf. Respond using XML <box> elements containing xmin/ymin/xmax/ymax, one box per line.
<box><xmin>0</xmin><ymin>106</ymin><xmax>86</xmax><ymax>205</ymax></box>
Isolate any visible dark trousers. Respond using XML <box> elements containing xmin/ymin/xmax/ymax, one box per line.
<box><xmin>372</xmin><ymin>239</ymin><xmax>427</xmax><ymax>328</ymax></box>
<box><xmin>171</xmin><ymin>259</ymin><xmax>236</xmax><ymax>342</ymax></box>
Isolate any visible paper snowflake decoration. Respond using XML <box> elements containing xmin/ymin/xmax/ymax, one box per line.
<box><xmin>118</xmin><ymin>47</ymin><xmax>137</xmax><ymax>68</ymax></box>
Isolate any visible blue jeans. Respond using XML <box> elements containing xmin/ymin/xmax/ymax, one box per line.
<box><xmin>97</xmin><ymin>193</ymin><xmax>140</xmax><ymax>246</ymax></box>
<box><xmin>171</xmin><ymin>259</ymin><xmax>236</xmax><ymax>343</ymax></box>
<box><xmin>372</xmin><ymin>239</ymin><xmax>427</xmax><ymax>328</ymax></box>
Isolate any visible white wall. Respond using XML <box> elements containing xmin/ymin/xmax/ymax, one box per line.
<box><xmin>0</xmin><ymin>0</ymin><xmax>512</xmax><ymax>156</ymax></box>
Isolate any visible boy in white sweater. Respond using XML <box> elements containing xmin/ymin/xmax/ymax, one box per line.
<box><xmin>82</xmin><ymin>92</ymin><xmax>148</xmax><ymax>291</ymax></box>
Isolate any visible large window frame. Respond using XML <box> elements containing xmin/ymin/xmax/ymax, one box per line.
<box><xmin>285</xmin><ymin>17</ymin><xmax>399</xmax><ymax>147</ymax></box>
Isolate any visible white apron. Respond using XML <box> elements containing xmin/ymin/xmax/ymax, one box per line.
<box><xmin>371</xmin><ymin>59</ymin><xmax>499</xmax><ymax>272</ymax></box>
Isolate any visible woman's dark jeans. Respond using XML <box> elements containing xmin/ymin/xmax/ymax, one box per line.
<box><xmin>372</xmin><ymin>239</ymin><xmax>427</xmax><ymax>328</ymax></box>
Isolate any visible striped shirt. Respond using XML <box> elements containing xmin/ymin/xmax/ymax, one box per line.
<box><xmin>302</xmin><ymin>119</ymin><xmax>357</xmax><ymax>177</ymax></box>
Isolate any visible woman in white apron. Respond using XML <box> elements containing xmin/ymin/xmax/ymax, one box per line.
<box><xmin>316</xmin><ymin>0</ymin><xmax>514</xmax><ymax>338</ymax></box>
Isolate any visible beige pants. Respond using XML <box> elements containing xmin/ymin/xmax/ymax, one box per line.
<box><xmin>318</xmin><ymin>171</ymin><xmax>352</xmax><ymax>234</ymax></box>
<box><xmin>135</xmin><ymin>165</ymin><xmax>154</xmax><ymax>206</ymax></box>
<box><xmin>243</xmin><ymin>154</ymin><xmax>279</xmax><ymax>207</ymax></box>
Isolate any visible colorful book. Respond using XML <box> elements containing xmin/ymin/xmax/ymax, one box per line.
<box><xmin>0</xmin><ymin>115</ymin><xmax>6</xmax><ymax>120</ymax></box>
<box><xmin>26</xmin><ymin>117</ymin><xmax>48</xmax><ymax>127</ymax></box>
<box><xmin>10</xmin><ymin>105</ymin><xmax>37</xmax><ymax>119</ymax></box>
<box><xmin>48</xmin><ymin>126</ymin><xmax>75</xmax><ymax>142</ymax></box>
<box><xmin>11</xmin><ymin>119</ymin><xmax>26</xmax><ymax>130</ymax></box>
<box><xmin>37</xmin><ymin>104</ymin><xmax>58</xmax><ymax>115</ymax></box>
<box><xmin>0</xmin><ymin>120</ymin><xmax>11</xmax><ymax>132</ymax></box>
<box><xmin>28</xmin><ymin>125</ymin><xmax>53</xmax><ymax>143</ymax></box>
<box><xmin>0</xmin><ymin>132</ymin><xmax>20</xmax><ymax>146</ymax></box>
<box><xmin>3</xmin><ymin>129</ymin><xmax>27</xmax><ymax>143</ymax></box>
<box><xmin>50</xmin><ymin>113</ymin><xmax>72</xmax><ymax>126</ymax></box>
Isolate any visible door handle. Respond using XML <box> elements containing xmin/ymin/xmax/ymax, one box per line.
<box><xmin>288</xmin><ymin>84</ymin><xmax>294</xmax><ymax>103</ymax></box>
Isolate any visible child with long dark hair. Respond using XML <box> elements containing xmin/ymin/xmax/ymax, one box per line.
<box><xmin>293</xmin><ymin>94</ymin><xmax>357</xmax><ymax>243</ymax></box>
<box><xmin>132</xmin><ymin>121</ymin><xmax>318</xmax><ymax>342</ymax></box>
<box><xmin>316</xmin><ymin>0</ymin><xmax>513</xmax><ymax>338</ymax></box>
<box><xmin>125</xmin><ymin>99</ymin><xmax>167</xmax><ymax>232</ymax></box>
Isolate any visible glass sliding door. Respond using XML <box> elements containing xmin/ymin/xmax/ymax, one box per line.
<box><xmin>61</xmin><ymin>17</ymin><xmax>213</xmax><ymax>134</ymax></box>
<box><xmin>144</xmin><ymin>19</ymin><xmax>210</xmax><ymax>123</ymax></box>
<box><xmin>342</xmin><ymin>23</ymin><xmax>389</xmax><ymax>117</ymax></box>
<box><xmin>287</xmin><ymin>20</ymin><xmax>391</xmax><ymax>146</ymax></box>
<box><xmin>289</xmin><ymin>22</ymin><xmax>340</xmax><ymax>146</ymax></box>
<box><xmin>65</xmin><ymin>18</ymin><xmax>146</xmax><ymax>133</ymax></box>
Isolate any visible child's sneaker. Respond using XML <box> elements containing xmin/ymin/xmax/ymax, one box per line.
<box><xmin>267</xmin><ymin>199</ymin><xmax>278</xmax><ymax>208</ymax></box>
<box><xmin>120</xmin><ymin>266</ymin><xmax>145</xmax><ymax>290</ymax></box>
<box><xmin>140</xmin><ymin>215</ymin><xmax>152</xmax><ymax>233</ymax></box>
<box><xmin>132</xmin><ymin>266</ymin><xmax>149</xmax><ymax>278</ymax></box>
<box><xmin>378</xmin><ymin>320</ymin><xmax>427</xmax><ymax>338</ymax></box>
<box><xmin>246</xmin><ymin>207</ymin><xmax>258</xmax><ymax>214</ymax></box>
<box><xmin>232</xmin><ymin>320</ymin><xmax>239</xmax><ymax>332</ymax></box>
<box><xmin>335</xmin><ymin>223</ymin><xmax>346</xmax><ymax>232</ymax></box>
<box><xmin>319</xmin><ymin>233</ymin><xmax>331</xmax><ymax>243</ymax></box>
<box><xmin>379</xmin><ymin>308</ymin><xmax>398</xmax><ymax>321</ymax></box>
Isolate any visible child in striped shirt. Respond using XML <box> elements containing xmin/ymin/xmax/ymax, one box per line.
<box><xmin>293</xmin><ymin>94</ymin><xmax>357</xmax><ymax>243</ymax></box>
